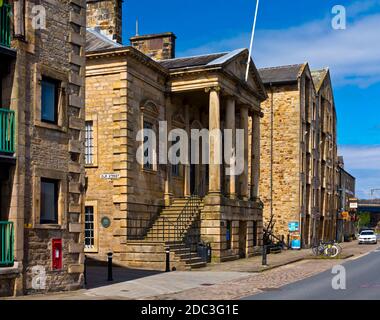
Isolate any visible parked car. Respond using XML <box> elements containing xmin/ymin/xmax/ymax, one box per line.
<box><xmin>358</xmin><ymin>230</ymin><xmax>378</xmax><ymax>245</ymax></box>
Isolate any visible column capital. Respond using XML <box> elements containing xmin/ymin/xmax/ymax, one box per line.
<box><xmin>226</xmin><ymin>93</ymin><xmax>238</xmax><ymax>100</ymax></box>
<box><xmin>249</xmin><ymin>109</ymin><xmax>264</xmax><ymax>118</ymax></box>
<box><xmin>239</xmin><ymin>104</ymin><xmax>250</xmax><ymax>111</ymax></box>
<box><xmin>205</xmin><ymin>86</ymin><xmax>221</xmax><ymax>94</ymax></box>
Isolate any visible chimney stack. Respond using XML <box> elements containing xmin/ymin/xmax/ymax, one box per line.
<box><xmin>87</xmin><ymin>0</ymin><xmax>122</xmax><ymax>44</ymax></box>
<box><xmin>130</xmin><ymin>32</ymin><xmax>176</xmax><ymax>60</ymax></box>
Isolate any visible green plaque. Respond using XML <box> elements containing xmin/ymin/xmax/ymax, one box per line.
<box><xmin>101</xmin><ymin>217</ymin><xmax>111</xmax><ymax>228</ymax></box>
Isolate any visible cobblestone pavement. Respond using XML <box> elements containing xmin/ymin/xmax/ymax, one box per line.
<box><xmin>193</xmin><ymin>240</ymin><xmax>368</xmax><ymax>273</ymax></box>
<box><xmin>146</xmin><ymin>242</ymin><xmax>378</xmax><ymax>300</ymax></box>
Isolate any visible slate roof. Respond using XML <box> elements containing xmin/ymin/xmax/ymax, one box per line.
<box><xmin>258</xmin><ymin>64</ymin><xmax>305</xmax><ymax>85</ymax></box>
<box><xmin>86</xmin><ymin>28</ymin><xmax>122</xmax><ymax>52</ymax></box>
<box><xmin>158</xmin><ymin>53</ymin><xmax>227</xmax><ymax>70</ymax></box>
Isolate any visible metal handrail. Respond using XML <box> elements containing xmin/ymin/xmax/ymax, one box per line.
<box><xmin>145</xmin><ymin>195</ymin><xmax>202</xmax><ymax>244</ymax></box>
<box><xmin>0</xmin><ymin>3</ymin><xmax>11</xmax><ymax>48</ymax></box>
<box><xmin>174</xmin><ymin>195</ymin><xmax>201</xmax><ymax>241</ymax></box>
<box><xmin>0</xmin><ymin>108</ymin><xmax>15</xmax><ymax>154</ymax></box>
<box><xmin>0</xmin><ymin>221</ymin><xmax>14</xmax><ymax>267</ymax></box>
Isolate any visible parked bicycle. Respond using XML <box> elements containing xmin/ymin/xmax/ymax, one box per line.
<box><xmin>312</xmin><ymin>240</ymin><xmax>342</xmax><ymax>258</ymax></box>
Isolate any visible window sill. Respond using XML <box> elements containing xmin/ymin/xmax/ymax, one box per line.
<box><xmin>35</xmin><ymin>120</ymin><xmax>67</xmax><ymax>133</ymax></box>
<box><xmin>85</xmin><ymin>164</ymin><xmax>98</xmax><ymax>169</ymax></box>
<box><xmin>84</xmin><ymin>248</ymin><xmax>98</xmax><ymax>254</ymax></box>
<box><xmin>34</xmin><ymin>224</ymin><xmax>63</xmax><ymax>230</ymax></box>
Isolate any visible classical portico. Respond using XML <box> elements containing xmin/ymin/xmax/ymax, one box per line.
<box><xmin>85</xmin><ymin>36</ymin><xmax>268</xmax><ymax>269</ymax></box>
<box><xmin>160</xmin><ymin>48</ymin><xmax>267</xmax><ymax>261</ymax></box>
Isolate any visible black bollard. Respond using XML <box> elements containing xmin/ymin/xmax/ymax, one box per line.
<box><xmin>287</xmin><ymin>234</ymin><xmax>290</xmax><ymax>248</ymax></box>
<box><xmin>165</xmin><ymin>247</ymin><xmax>170</xmax><ymax>272</ymax></box>
<box><xmin>107</xmin><ymin>252</ymin><xmax>113</xmax><ymax>281</ymax></box>
<box><xmin>84</xmin><ymin>255</ymin><xmax>87</xmax><ymax>286</ymax></box>
<box><xmin>262</xmin><ymin>245</ymin><xmax>267</xmax><ymax>266</ymax></box>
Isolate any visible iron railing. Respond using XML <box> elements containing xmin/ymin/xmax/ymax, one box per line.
<box><xmin>0</xmin><ymin>3</ymin><xmax>11</xmax><ymax>48</ymax></box>
<box><xmin>0</xmin><ymin>221</ymin><xmax>14</xmax><ymax>267</ymax></box>
<box><xmin>146</xmin><ymin>195</ymin><xmax>202</xmax><ymax>243</ymax></box>
<box><xmin>0</xmin><ymin>108</ymin><xmax>15</xmax><ymax>154</ymax></box>
<box><xmin>128</xmin><ymin>196</ymin><xmax>203</xmax><ymax>265</ymax></box>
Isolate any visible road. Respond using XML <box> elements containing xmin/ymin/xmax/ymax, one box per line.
<box><xmin>243</xmin><ymin>245</ymin><xmax>380</xmax><ymax>300</ymax></box>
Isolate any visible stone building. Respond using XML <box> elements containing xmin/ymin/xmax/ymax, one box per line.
<box><xmin>84</xmin><ymin>1</ymin><xmax>266</xmax><ymax>270</ymax></box>
<box><xmin>312</xmin><ymin>68</ymin><xmax>339</xmax><ymax>242</ymax></box>
<box><xmin>0</xmin><ymin>0</ymin><xmax>86</xmax><ymax>296</ymax></box>
<box><xmin>258</xmin><ymin>64</ymin><xmax>339</xmax><ymax>247</ymax></box>
<box><xmin>336</xmin><ymin>156</ymin><xmax>356</xmax><ymax>241</ymax></box>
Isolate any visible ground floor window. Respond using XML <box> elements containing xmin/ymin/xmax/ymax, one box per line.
<box><xmin>85</xmin><ymin>206</ymin><xmax>95</xmax><ymax>250</ymax></box>
<box><xmin>226</xmin><ymin>220</ymin><xmax>232</xmax><ymax>249</ymax></box>
<box><xmin>40</xmin><ymin>178</ymin><xmax>59</xmax><ymax>224</ymax></box>
<box><xmin>85</xmin><ymin>121</ymin><xmax>94</xmax><ymax>165</ymax></box>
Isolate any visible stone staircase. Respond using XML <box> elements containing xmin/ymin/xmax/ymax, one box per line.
<box><xmin>144</xmin><ymin>197</ymin><xmax>207</xmax><ymax>270</ymax></box>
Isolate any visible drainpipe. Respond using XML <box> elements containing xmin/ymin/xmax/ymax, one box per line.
<box><xmin>269</xmin><ymin>83</ymin><xmax>274</xmax><ymax>223</ymax></box>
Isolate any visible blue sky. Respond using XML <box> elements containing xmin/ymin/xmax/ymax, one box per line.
<box><xmin>121</xmin><ymin>0</ymin><xmax>380</xmax><ymax>199</ymax></box>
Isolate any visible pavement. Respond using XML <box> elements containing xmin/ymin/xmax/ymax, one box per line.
<box><xmin>5</xmin><ymin>240</ymin><xmax>378</xmax><ymax>300</ymax></box>
<box><xmin>85</xmin><ymin>265</ymin><xmax>161</xmax><ymax>289</ymax></box>
<box><xmin>244</xmin><ymin>246</ymin><xmax>380</xmax><ymax>300</ymax></box>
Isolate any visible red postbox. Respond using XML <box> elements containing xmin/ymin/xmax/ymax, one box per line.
<box><xmin>52</xmin><ymin>239</ymin><xmax>62</xmax><ymax>270</ymax></box>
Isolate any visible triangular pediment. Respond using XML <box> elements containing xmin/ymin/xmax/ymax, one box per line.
<box><xmin>221</xmin><ymin>50</ymin><xmax>267</xmax><ymax>100</ymax></box>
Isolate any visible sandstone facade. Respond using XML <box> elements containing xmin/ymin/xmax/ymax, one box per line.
<box><xmin>0</xmin><ymin>0</ymin><xmax>86</xmax><ymax>296</ymax></box>
<box><xmin>84</xmin><ymin>28</ymin><xmax>266</xmax><ymax>268</ymax></box>
<box><xmin>336</xmin><ymin>157</ymin><xmax>356</xmax><ymax>241</ymax></box>
<box><xmin>259</xmin><ymin>64</ymin><xmax>339</xmax><ymax>247</ymax></box>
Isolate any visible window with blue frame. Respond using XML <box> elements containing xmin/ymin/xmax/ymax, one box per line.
<box><xmin>41</xmin><ymin>77</ymin><xmax>59</xmax><ymax>124</ymax></box>
<box><xmin>40</xmin><ymin>178</ymin><xmax>59</xmax><ymax>224</ymax></box>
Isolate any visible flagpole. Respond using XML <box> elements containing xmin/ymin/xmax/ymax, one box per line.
<box><xmin>245</xmin><ymin>0</ymin><xmax>260</xmax><ymax>82</ymax></box>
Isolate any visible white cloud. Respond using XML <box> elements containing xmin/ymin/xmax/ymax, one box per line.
<box><xmin>339</xmin><ymin>145</ymin><xmax>380</xmax><ymax>199</ymax></box>
<box><xmin>179</xmin><ymin>1</ymin><xmax>380</xmax><ymax>87</ymax></box>
<box><xmin>339</xmin><ymin>145</ymin><xmax>380</xmax><ymax>170</ymax></box>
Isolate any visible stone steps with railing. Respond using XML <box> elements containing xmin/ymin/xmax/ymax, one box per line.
<box><xmin>141</xmin><ymin>196</ymin><xmax>206</xmax><ymax>270</ymax></box>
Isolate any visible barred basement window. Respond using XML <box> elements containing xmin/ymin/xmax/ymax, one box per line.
<box><xmin>85</xmin><ymin>121</ymin><xmax>94</xmax><ymax>165</ymax></box>
<box><xmin>143</xmin><ymin>121</ymin><xmax>153</xmax><ymax>170</ymax></box>
<box><xmin>172</xmin><ymin>135</ymin><xmax>180</xmax><ymax>176</ymax></box>
<box><xmin>252</xmin><ymin>221</ymin><xmax>258</xmax><ymax>247</ymax></box>
<box><xmin>85</xmin><ymin>206</ymin><xmax>95</xmax><ymax>249</ymax></box>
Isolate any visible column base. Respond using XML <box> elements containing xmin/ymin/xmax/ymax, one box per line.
<box><xmin>227</xmin><ymin>193</ymin><xmax>237</xmax><ymax>200</ymax></box>
<box><xmin>164</xmin><ymin>193</ymin><xmax>173</xmax><ymax>206</ymax></box>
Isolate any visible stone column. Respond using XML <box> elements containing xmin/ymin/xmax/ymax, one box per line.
<box><xmin>164</xmin><ymin>96</ymin><xmax>173</xmax><ymax>206</ymax></box>
<box><xmin>225</xmin><ymin>96</ymin><xmax>236</xmax><ymax>199</ymax></box>
<box><xmin>239</xmin><ymin>105</ymin><xmax>249</xmax><ymax>200</ymax></box>
<box><xmin>184</xmin><ymin>104</ymin><xmax>191</xmax><ymax>197</ymax></box>
<box><xmin>251</xmin><ymin>113</ymin><xmax>260</xmax><ymax>200</ymax></box>
<box><xmin>208</xmin><ymin>87</ymin><xmax>221</xmax><ymax>195</ymax></box>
